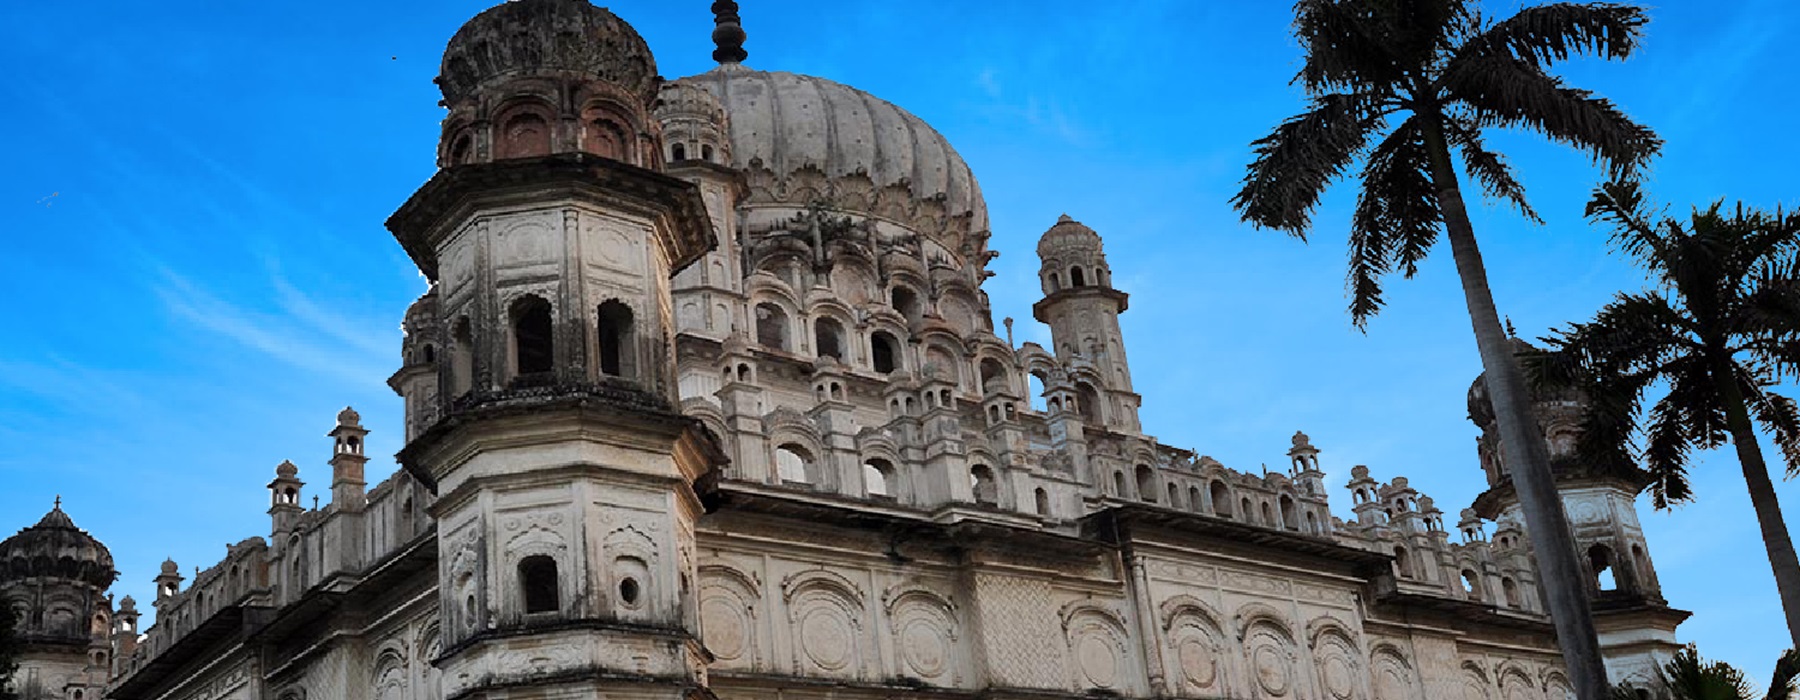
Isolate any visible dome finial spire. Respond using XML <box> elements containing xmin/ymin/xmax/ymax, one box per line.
<box><xmin>711</xmin><ymin>0</ymin><xmax>748</xmax><ymax>64</ymax></box>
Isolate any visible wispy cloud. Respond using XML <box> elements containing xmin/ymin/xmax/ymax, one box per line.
<box><xmin>148</xmin><ymin>265</ymin><xmax>391</xmax><ymax>384</ymax></box>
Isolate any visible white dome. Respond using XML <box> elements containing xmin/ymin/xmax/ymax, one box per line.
<box><xmin>677</xmin><ymin>66</ymin><xmax>987</xmax><ymax>236</ymax></box>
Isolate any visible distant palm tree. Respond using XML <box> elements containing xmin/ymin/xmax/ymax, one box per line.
<box><xmin>1232</xmin><ymin>1</ymin><xmax>1659</xmax><ymax>695</ymax></box>
<box><xmin>1610</xmin><ymin>645</ymin><xmax>1799</xmax><ymax>700</ymax></box>
<box><xmin>1538</xmin><ymin>180</ymin><xmax>1800</xmax><ymax>649</ymax></box>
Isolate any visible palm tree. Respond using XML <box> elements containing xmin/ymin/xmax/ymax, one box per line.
<box><xmin>1232</xmin><ymin>2</ymin><xmax>1660</xmax><ymax>695</ymax></box>
<box><xmin>1538</xmin><ymin>180</ymin><xmax>1800</xmax><ymax>649</ymax></box>
<box><xmin>1609</xmin><ymin>645</ymin><xmax>1799</xmax><ymax>700</ymax></box>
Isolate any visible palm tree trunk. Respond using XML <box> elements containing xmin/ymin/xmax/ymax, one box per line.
<box><xmin>1417</xmin><ymin>115</ymin><xmax>1611</xmax><ymax>699</ymax></box>
<box><xmin>1708</xmin><ymin>355</ymin><xmax>1800</xmax><ymax>650</ymax></box>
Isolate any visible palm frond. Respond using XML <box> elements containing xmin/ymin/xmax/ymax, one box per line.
<box><xmin>1445</xmin><ymin>53</ymin><xmax>1660</xmax><ymax>178</ymax></box>
<box><xmin>1768</xmin><ymin>648</ymin><xmax>1800</xmax><ymax>700</ymax></box>
<box><xmin>1461</xmin><ymin>2</ymin><xmax>1648</xmax><ymax>66</ymax></box>
<box><xmin>1588</xmin><ymin>181</ymin><xmax>1682</xmax><ymax>278</ymax></box>
<box><xmin>1740</xmin><ymin>374</ymin><xmax>1800</xmax><ymax>480</ymax></box>
<box><xmin>1547</xmin><ymin>291</ymin><xmax>1695</xmax><ymax>376</ymax></box>
<box><xmin>1235</xmin><ymin>92</ymin><xmax>1382</xmax><ymax>236</ymax></box>
<box><xmin>1642</xmin><ymin>394</ymin><xmax>1695</xmax><ymax>507</ymax></box>
<box><xmin>1347</xmin><ymin>116</ymin><xmax>1440</xmax><ymax>327</ymax></box>
<box><xmin>1444</xmin><ymin>114</ymin><xmax>1541</xmax><ymax>222</ymax></box>
<box><xmin>1294</xmin><ymin>0</ymin><xmax>1407</xmax><ymax>92</ymax></box>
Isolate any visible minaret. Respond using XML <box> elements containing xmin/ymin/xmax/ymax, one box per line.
<box><xmin>267</xmin><ymin>459</ymin><xmax>304</xmax><ymax>534</ymax></box>
<box><xmin>1468</xmin><ymin>339</ymin><xmax>1687</xmax><ymax>684</ymax></box>
<box><xmin>387</xmin><ymin>2</ymin><xmax>722</xmax><ymax>698</ymax></box>
<box><xmin>1032</xmin><ymin>215</ymin><xmax>1140</xmax><ymax>432</ymax></box>
<box><xmin>327</xmin><ymin>407</ymin><xmax>368</xmax><ymax>510</ymax></box>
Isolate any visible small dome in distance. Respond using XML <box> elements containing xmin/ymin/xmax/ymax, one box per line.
<box><xmin>160</xmin><ymin>558</ymin><xmax>180</xmax><ymax>575</ymax></box>
<box><xmin>0</xmin><ymin>501</ymin><xmax>117</xmax><ymax>589</ymax></box>
<box><xmin>1037</xmin><ymin>214</ymin><xmax>1103</xmax><ymax>258</ymax></box>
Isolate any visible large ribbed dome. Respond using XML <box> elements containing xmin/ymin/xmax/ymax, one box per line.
<box><xmin>678</xmin><ymin>66</ymin><xmax>987</xmax><ymax>233</ymax></box>
<box><xmin>0</xmin><ymin>503</ymin><xmax>116</xmax><ymax>588</ymax></box>
<box><xmin>437</xmin><ymin>0</ymin><xmax>658</xmax><ymax>105</ymax></box>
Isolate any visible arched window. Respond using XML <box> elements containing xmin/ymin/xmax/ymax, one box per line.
<box><xmin>1035</xmin><ymin>488</ymin><xmax>1051</xmax><ymax>516</ymax></box>
<box><xmin>671</xmin><ymin>142</ymin><xmax>687</xmax><ymax>161</ymax></box>
<box><xmin>1460</xmin><ymin>569</ymin><xmax>1482</xmax><ymax>599</ymax></box>
<box><xmin>597</xmin><ymin>300</ymin><xmax>634</xmax><ymax>377</ymax></box>
<box><xmin>1070</xmin><ymin>267</ymin><xmax>1086</xmax><ymax>287</ymax></box>
<box><xmin>776</xmin><ymin>444</ymin><xmax>814</xmax><ymax>485</ymax></box>
<box><xmin>1135</xmin><ymin>465</ymin><xmax>1156</xmax><ymax>503</ymax></box>
<box><xmin>701</xmin><ymin>144</ymin><xmax>715</xmax><ymax>162</ymax></box>
<box><xmin>1394</xmin><ymin>545</ymin><xmax>1413</xmax><ymax>578</ymax></box>
<box><xmin>1259</xmin><ymin>501</ymin><xmax>1274</xmax><ymax>527</ymax></box>
<box><xmin>1112</xmin><ymin>471</ymin><xmax>1128</xmax><ymax>498</ymax></box>
<box><xmin>755</xmin><ymin>303</ymin><xmax>789</xmax><ymax>351</ymax></box>
<box><xmin>449</xmin><ymin>132</ymin><xmax>474</xmax><ymax>165</ymax></box>
<box><xmin>451</xmin><ymin>317</ymin><xmax>474</xmax><ymax>396</ymax></box>
<box><xmin>1048</xmin><ymin>272</ymin><xmax>1062</xmax><ymax>292</ymax></box>
<box><xmin>1188</xmin><ymin>486</ymin><xmax>1202</xmax><ymax>513</ymax></box>
<box><xmin>979</xmin><ymin>358</ymin><xmax>1008</xmax><ymax>394</ymax></box>
<box><xmin>891</xmin><ymin>286</ymin><xmax>922</xmax><ymax>325</ymax></box>
<box><xmin>497</xmin><ymin>109</ymin><xmax>552</xmax><ymax>159</ymax></box>
<box><xmin>581</xmin><ymin>117</ymin><xmax>627</xmax><ymax>161</ymax></box>
<box><xmin>970</xmin><ymin>464</ymin><xmax>998</xmax><ymax>505</ymax></box>
<box><xmin>815</xmin><ymin>318</ymin><xmax>845</xmax><ymax>360</ymax></box>
<box><xmin>1279</xmin><ymin>494</ymin><xmax>1299</xmax><ymax>530</ymax></box>
<box><xmin>1589</xmin><ymin>544</ymin><xmax>1617</xmax><ymax>591</ymax></box>
<box><xmin>1166</xmin><ymin>483</ymin><xmax>1180</xmax><ymax>507</ymax></box>
<box><xmin>519</xmin><ymin>555</ymin><xmax>559</xmax><ymax>613</ymax></box>
<box><xmin>1028</xmin><ymin>372</ymin><xmax>1048</xmax><ymax>412</ymax></box>
<box><xmin>510</xmin><ymin>296</ymin><xmax>554</xmax><ymax>376</ymax></box>
<box><xmin>1076</xmin><ymin>384</ymin><xmax>1102</xmax><ymax>423</ymax></box>
<box><xmin>1210</xmin><ymin>481</ymin><xmax>1231</xmax><ymax>517</ymax></box>
<box><xmin>864</xmin><ymin>459</ymin><xmax>894</xmax><ymax>498</ymax></box>
<box><xmin>1501</xmin><ymin>577</ymin><xmax>1521</xmax><ymax>608</ymax></box>
<box><xmin>871</xmin><ymin>331</ymin><xmax>900</xmax><ymax>374</ymax></box>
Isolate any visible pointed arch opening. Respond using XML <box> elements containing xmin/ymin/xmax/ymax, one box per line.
<box><xmin>597</xmin><ymin>300</ymin><xmax>635</xmax><ymax>378</ymax></box>
<box><xmin>519</xmin><ymin>555</ymin><xmax>559</xmax><ymax>614</ymax></box>
<box><xmin>510</xmin><ymin>296</ymin><xmax>554</xmax><ymax>377</ymax></box>
<box><xmin>870</xmin><ymin>331</ymin><xmax>901</xmax><ymax>374</ymax></box>
<box><xmin>755</xmin><ymin>303</ymin><xmax>790</xmax><ymax>351</ymax></box>
<box><xmin>970</xmin><ymin>464</ymin><xmax>998</xmax><ymax>505</ymax></box>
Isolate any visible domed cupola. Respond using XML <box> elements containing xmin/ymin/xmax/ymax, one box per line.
<box><xmin>435</xmin><ymin>0</ymin><xmax>664</xmax><ymax>168</ymax></box>
<box><xmin>0</xmin><ymin>500</ymin><xmax>116</xmax><ymax>590</ymax></box>
<box><xmin>673</xmin><ymin>2</ymin><xmax>988</xmax><ymax>262</ymax></box>
<box><xmin>1035</xmin><ymin>214</ymin><xmax>1112</xmax><ymax>294</ymax></box>
<box><xmin>654</xmin><ymin>80</ymin><xmax>731</xmax><ymax>165</ymax></box>
<box><xmin>1466</xmin><ymin>337</ymin><xmax>1642</xmax><ymax>487</ymax></box>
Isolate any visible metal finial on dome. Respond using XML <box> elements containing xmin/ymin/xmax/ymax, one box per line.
<box><xmin>53</xmin><ymin>494</ymin><xmax>61</xmax><ymax>509</ymax></box>
<box><xmin>711</xmin><ymin>0</ymin><xmax>748</xmax><ymax>64</ymax></box>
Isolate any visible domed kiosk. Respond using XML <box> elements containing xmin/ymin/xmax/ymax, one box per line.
<box><xmin>1</xmin><ymin>500</ymin><xmax>118</xmax><ymax>699</ymax></box>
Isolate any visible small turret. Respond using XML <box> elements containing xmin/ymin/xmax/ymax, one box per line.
<box><xmin>328</xmin><ymin>407</ymin><xmax>368</xmax><ymax>511</ymax></box>
<box><xmin>268</xmin><ymin>459</ymin><xmax>304</xmax><ymax>534</ymax></box>
<box><xmin>154</xmin><ymin>559</ymin><xmax>182</xmax><ymax>601</ymax></box>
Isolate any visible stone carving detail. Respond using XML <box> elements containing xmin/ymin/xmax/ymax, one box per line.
<box><xmin>972</xmin><ymin>575</ymin><xmax>1066</xmax><ymax>689</ymax></box>
<box><xmin>1161</xmin><ymin>596</ymin><xmax>1231</xmax><ymax>695</ymax></box>
<box><xmin>373</xmin><ymin>647</ymin><xmax>408</xmax><ymax>700</ymax></box>
<box><xmin>1062</xmin><ymin>604</ymin><xmax>1131</xmax><ymax>691</ymax></box>
<box><xmin>886</xmin><ymin>589</ymin><xmax>959</xmax><ymax>682</ymax></box>
<box><xmin>1370</xmin><ymin>644</ymin><xmax>1424</xmax><ymax>700</ymax></box>
<box><xmin>1462</xmin><ymin>662</ymin><xmax>1495</xmax><ymax>700</ymax></box>
<box><xmin>1499</xmin><ymin>664</ymin><xmax>1543</xmax><ymax>700</ymax></box>
<box><xmin>1311</xmin><ymin>628</ymin><xmax>1363</xmax><ymax>700</ymax></box>
<box><xmin>783</xmin><ymin>570</ymin><xmax>866</xmax><ymax>679</ymax></box>
<box><xmin>1241</xmin><ymin>618</ymin><xmax>1301</xmax><ymax>698</ymax></box>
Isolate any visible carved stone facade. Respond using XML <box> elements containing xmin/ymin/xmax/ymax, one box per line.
<box><xmin>4</xmin><ymin>2</ymin><xmax>1687</xmax><ymax>700</ymax></box>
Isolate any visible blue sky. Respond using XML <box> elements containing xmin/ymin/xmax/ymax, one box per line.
<box><xmin>2</xmin><ymin>0</ymin><xmax>1797</xmax><ymax>684</ymax></box>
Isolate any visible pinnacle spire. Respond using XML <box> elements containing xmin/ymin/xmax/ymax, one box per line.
<box><xmin>711</xmin><ymin>0</ymin><xmax>748</xmax><ymax>64</ymax></box>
